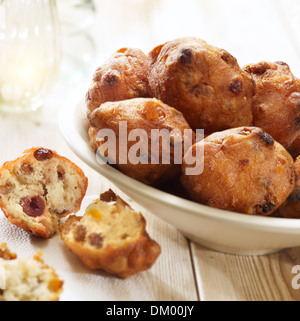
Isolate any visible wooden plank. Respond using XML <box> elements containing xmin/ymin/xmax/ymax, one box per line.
<box><xmin>191</xmin><ymin>244</ymin><xmax>300</xmax><ymax>301</ymax></box>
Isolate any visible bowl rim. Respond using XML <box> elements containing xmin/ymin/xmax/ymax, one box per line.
<box><xmin>59</xmin><ymin>95</ymin><xmax>300</xmax><ymax>235</ymax></box>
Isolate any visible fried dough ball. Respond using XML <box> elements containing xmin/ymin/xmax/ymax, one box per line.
<box><xmin>148</xmin><ymin>37</ymin><xmax>255</xmax><ymax>133</ymax></box>
<box><xmin>60</xmin><ymin>190</ymin><xmax>161</xmax><ymax>278</ymax></box>
<box><xmin>88</xmin><ymin>98</ymin><xmax>194</xmax><ymax>186</ymax></box>
<box><xmin>181</xmin><ymin>127</ymin><xmax>295</xmax><ymax>215</ymax></box>
<box><xmin>244</xmin><ymin>61</ymin><xmax>300</xmax><ymax>149</ymax></box>
<box><xmin>0</xmin><ymin>148</ymin><xmax>88</xmax><ymax>238</ymax></box>
<box><xmin>275</xmin><ymin>156</ymin><xmax>300</xmax><ymax>218</ymax></box>
<box><xmin>86</xmin><ymin>48</ymin><xmax>149</xmax><ymax>115</ymax></box>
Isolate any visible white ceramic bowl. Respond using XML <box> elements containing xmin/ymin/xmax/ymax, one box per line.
<box><xmin>59</xmin><ymin>98</ymin><xmax>300</xmax><ymax>256</ymax></box>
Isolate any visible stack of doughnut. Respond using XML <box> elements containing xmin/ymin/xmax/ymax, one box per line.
<box><xmin>86</xmin><ymin>37</ymin><xmax>300</xmax><ymax>218</ymax></box>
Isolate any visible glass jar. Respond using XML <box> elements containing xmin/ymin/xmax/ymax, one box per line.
<box><xmin>0</xmin><ymin>0</ymin><xmax>61</xmax><ymax>113</ymax></box>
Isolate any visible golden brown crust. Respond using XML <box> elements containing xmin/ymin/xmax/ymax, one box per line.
<box><xmin>59</xmin><ymin>190</ymin><xmax>161</xmax><ymax>278</ymax></box>
<box><xmin>88</xmin><ymin>98</ymin><xmax>194</xmax><ymax>186</ymax></box>
<box><xmin>148</xmin><ymin>37</ymin><xmax>255</xmax><ymax>133</ymax></box>
<box><xmin>61</xmin><ymin>216</ymin><xmax>160</xmax><ymax>278</ymax></box>
<box><xmin>86</xmin><ymin>48</ymin><xmax>150</xmax><ymax>115</ymax></box>
<box><xmin>0</xmin><ymin>147</ymin><xmax>88</xmax><ymax>238</ymax></box>
<box><xmin>181</xmin><ymin>127</ymin><xmax>295</xmax><ymax>215</ymax></box>
<box><xmin>244</xmin><ymin>61</ymin><xmax>300</xmax><ymax>149</ymax></box>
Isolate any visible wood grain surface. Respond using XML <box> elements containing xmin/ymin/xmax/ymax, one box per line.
<box><xmin>192</xmin><ymin>244</ymin><xmax>300</xmax><ymax>301</ymax></box>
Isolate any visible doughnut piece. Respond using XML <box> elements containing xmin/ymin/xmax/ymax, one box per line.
<box><xmin>88</xmin><ymin>98</ymin><xmax>194</xmax><ymax>186</ymax></box>
<box><xmin>86</xmin><ymin>48</ymin><xmax>149</xmax><ymax>115</ymax></box>
<box><xmin>0</xmin><ymin>148</ymin><xmax>88</xmax><ymax>238</ymax></box>
<box><xmin>181</xmin><ymin>127</ymin><xmax>295</xmax><ymax>215</ymax></box>
<box><xmin>59</xmin><ymin>189</ymin><xmax>161</xmax><ymax>278</ymax></box>
<box><xmin>0</xmin><ymin>244</ymin><xmax>63</xmax><ymax>301</ymax></box>
<box><xmin>148</xmin><ymin>37</ymin><xmax>255</xmax><ymax>133</ymax></box>
<box><xmin>244</xmin><ymin>61</ymin><xmax>300</xmax><ymax>149</ymax></box>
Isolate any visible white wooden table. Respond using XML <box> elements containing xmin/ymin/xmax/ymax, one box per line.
<box><xmin>1</xmin><ymin>0</ymin><xmax>300</xmax><ymax>301</ymax></box>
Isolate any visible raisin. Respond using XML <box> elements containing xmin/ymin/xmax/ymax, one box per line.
<box><xmin>100</xmin><ymin>189</ymin><xmax>117</xmax><ymax>202</ymax></box>
<box><xmin>261</xmin><ymin>202</ymin><xmax>275</xmax><ymax>214</ymax></box>
<box><xmin>57</xmin><ymin>171</ymin><xmax>64</xmax><ymax>180</ymax></box>
<box><xmin>229</xmin><ymin>79</ymin><xmax>243</xmax><ymax>95</ymax></box>
<box><xmin>74</xmin><ymin>225</ymin><xmax>87</xmax><ymax>242</ymax></box>
<box><xmin>34</xmin><ymin>148</ymin><xmax>53</xmax><ymax>161</ymax></box>
<box><xmin>221</xmin><ymin>51</ymin><xmax>236</xmax><ymax>65</ymax></box>
<box><xmin>253</xmin><ymin>202</ymin><xmax>275</xmax><ymax>215</ymax></box>
<box><xmin>253</xmin><ymin>66</ymin><xmax>267</xmax><ymax>74</ymax></box>
<box><xmin>245</xmin><ymin>63</ymin><xmax>269</xmax><ymax>75</ymax></box>
<box><xmin>88</xmin><ymin>233</ymin><xmax>103</xmax><ymax>249</ymax></box>
<box><xmin>178</xmin><ymin>48</ymin><xmax>193</xmax><ymax>65</ymax></box>
<box><xmin>258</xmin><ymin>131</ymin><xmax>274</xmax><ymax>146</ymax></box>
<box><xmin>20</xmin><ymin>163</ymin><xmax>33</xmax><ymax>175</ymax></box>
<box><xmin>0</xmin><ymin>182</ymin><xmax>14</xmax><ymax>195</ymax></box>
<box><xmin>57</xmin><ymin>165</ymin><xmax>65</xmax><ymax>181</ymax></box>
<box><xmin>106</xmin><ymin>75</ymin><xmax>116</xmax><ymax>84</ymax></box>
<box><xmin>20</xmin><ymin>196</ymin><xmax>45</xmax><ymax>217</ymax></box>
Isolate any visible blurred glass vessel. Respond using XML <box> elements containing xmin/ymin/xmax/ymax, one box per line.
<box><xmin>58</xmin><ymin>0</ymin><xmax>96</xmax><ymax>31</ymax></box>
<box><xmin>0</xmin><ymin>0</ymin><xmax>61</xmax><ymax>113</ymax></box>
<box><xmin>56</xmin><ymin>0</ymin><xmax>96</xmax><ymax>83</ymax></box>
